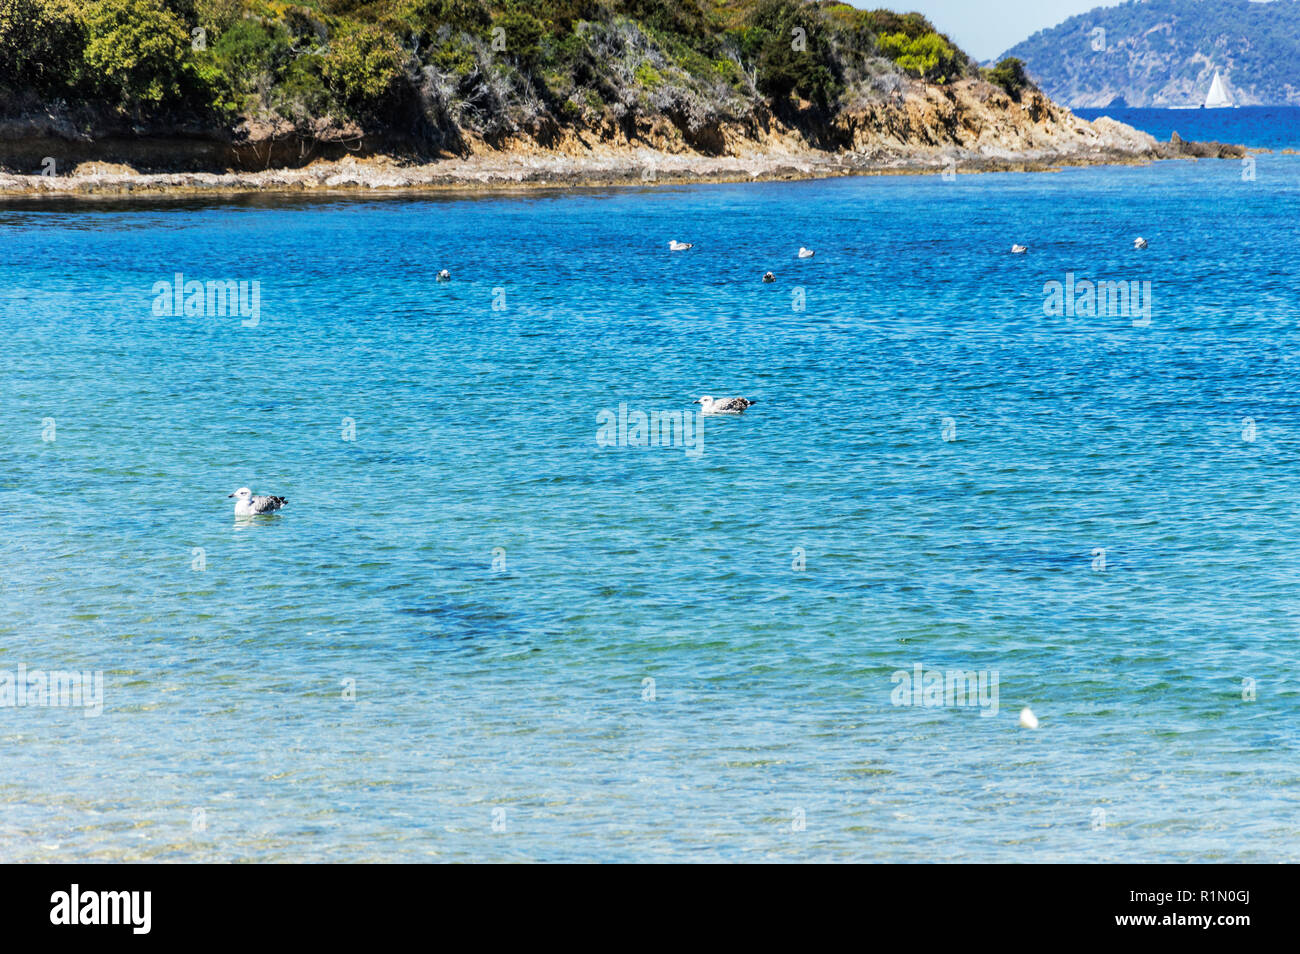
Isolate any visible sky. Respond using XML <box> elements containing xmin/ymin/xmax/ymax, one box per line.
<box><xmin>884</xmin><ymin>0</ymin><xmax>1129</xmax><ymax>61</ymax></box>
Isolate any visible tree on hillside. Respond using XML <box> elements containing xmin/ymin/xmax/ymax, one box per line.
<box><xmin>0</xmin><ymin>0</ymin><xmax>83</xmax><ymax>93</ymax></box>
<box><xmin>81</xmin><ymin>0</ymin><xmax>195</xmax><ymax>109</ymax></box>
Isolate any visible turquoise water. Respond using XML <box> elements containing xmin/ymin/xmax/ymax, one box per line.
<box><xmin>3</xmin><ymin>151</ymin><xmax>1300</xmax><ymax>862</ymax></box>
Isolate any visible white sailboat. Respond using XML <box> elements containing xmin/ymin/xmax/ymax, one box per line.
<box><xmin>1203</xmin><ymin>69</ymin><xmax>1233</xmax><ymax>109</ymax></box>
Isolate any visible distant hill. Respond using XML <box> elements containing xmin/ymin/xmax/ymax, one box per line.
<box><xmin>998</xmin><ymin>0</ymin><xmax>1300</xmax><ymax>107</ymax></box>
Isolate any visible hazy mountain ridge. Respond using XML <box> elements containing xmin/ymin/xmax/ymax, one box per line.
<box><xmin>999</xmin><ymin>0</ymin><xmax>1300</xmax><ymax>107</ymax></box>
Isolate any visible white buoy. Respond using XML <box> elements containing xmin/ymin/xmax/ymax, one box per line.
<box><xmin>1018</xmin><ymin>707</ymin><xmax>1039</xmax><ymax>729</ymax></box>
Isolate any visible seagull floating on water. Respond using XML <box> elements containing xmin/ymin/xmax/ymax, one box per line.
<box><xmin>669</xmin><ymin>240</ymin><xmax>693</xmax><ymax>251</ymax></box>
<box><xmin>797</xmin><ymin>247</ymin><xmax>815</xmax><ymax>258</ymax></box>
<box><xmin>1018</xmin><ymin>707</ymin><xmax>1039</xmax><ymax>729</ymax></box>
<box><xmin>694</xmin><ymin>395</ymin><xmax>757</xmax><ymax>415</ymax></box>
<box><xmin>1133</xmin><ymin>236</ymin><xmax>1148</xmax><ymax>249</ymax></box>
<box><xmin>229</xmin><ymin>487</ymin><xmax>288</xmax><ymax>516</ymax></box>
<box><xmin>436</xmin><ymin>269</ymin><xmax>450</xmax><ymax>281</ymax></box>
<box><xmin>1011</xmin><ymin>244</ymin><xmax>1028</xmax><ymax>254</ymax></box>
<box><xmin>762</xmin><ymin>271</ymin><xmax>775</xmax><ymax>283</ymax></box>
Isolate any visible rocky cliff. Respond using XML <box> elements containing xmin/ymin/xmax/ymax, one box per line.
<box><xmin>0</xmin><ymin>0</ymin><xmax>1242</xmax><ymax>195</ymax></box>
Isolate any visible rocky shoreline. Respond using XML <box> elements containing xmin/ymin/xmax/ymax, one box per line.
<box><xmin>0</xmin><ymin>144</ymin><xmax>1245</xmax><ymax>201</ymax></box>
<box><xmin>0</xmin><ymin>80</ymin><xmax>1248</xmax><ymax>200</ymax></box>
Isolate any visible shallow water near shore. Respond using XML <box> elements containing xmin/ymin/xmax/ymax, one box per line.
<box><xmin>2</xmin><ymin>151</ymin><xmax>1299</xmax><ymax>862</ymax></box>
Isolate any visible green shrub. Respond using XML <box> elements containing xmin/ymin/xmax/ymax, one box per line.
<box><xmin>744</xmin><ymin>0</ymin><xmax>841</xmax><ymax>107</ymax></box>
<box><xmin>633</xmin><ymin>61</ymin><xmax>662</xmax><ymax>89</ymax></box>
<box><xmin>429</xmin><ymin>34</ymin><xmax>477</xmax><ymax>76</ymax></box>
<box><xmin>321</xmin><ymin>23</ymin><xmax>405</xmax><ymax>111</ymax></box>
<box><xmin>986</xmin><ymin>56</ymin><xmax>1031</xmax><ymax>99</ymax></box>
<box><xmin>80</xmin><ymin>0</ymin><xmax>195</xmax><ymax>108</ymax></box>
<box><xmin>274</xmin><ymin>53</ymin><xmax>332</xmax><ymax>122</ymax></box>
<box><xmin>878</xmin><ymin>30</ymin><xmax>958</xmax><ymax>84</ymax></box>
<box><xmin>622</xmin><ymin>0</ymin><xmax>713</xmax><ymax>42</ymax></box>
<box><xmin>673</xmin><ymin>47</ymin><xmax>712</xmax><ymax>78</ymax></box>
<box><xmin>526</xmin><ymin>0</ymin><xmax>600</xmax><ymax>35</ymax></box>
<box><xmin>194</xmin><ymin>0</ymin><xmax>242</xmax><ymax>35</ymax></box>
<box><xmin>204</xmin><ymin>16</ymin><xmax>291</xmax><ymax>105</ymax></box>
<box><xmin>494</xmin><ymin>9</ymin><xmax>543</xmax><ymax>68</ymax></box>
<box><xmin>711</xmin><ymin>57</ymin><xmax>743</xmax><ymax>88</ymax></box>
<box><xmin>398</xmin><ymin>0</ymin><xmax>490</xmax><ymax>43</ymax></box>
<box><xmin>323</xmin><ymin>0</ymin><xmax>389</xmax><ymax>19</ymax></box>
<box><xmin>0</xmin><ymin>0</ymin><xmax>84</xmax><ymax>93</ymax></box>
<box><xmin>281</xmin><ymin>6</ymin><xmax>330</xmax><ymax>48</ymax></box>
<box><xmin>548</xmin><ymin>29</ymin><xmax>586</xmax><ymax>68</ymax></box>
<box><xmin>860</xmin><ymin>10</ymin><xmax>933</xmax><ymax>41</ymax></box>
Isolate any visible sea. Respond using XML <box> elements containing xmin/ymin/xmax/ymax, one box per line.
<box><xmin>1</xmin><ymin>106</ymin><xmax>1298</xmax><ymax>862</ymax></box>
<box><xmin>1075</xmin><ymin>104</ymin><xmax>1300</xmax><ymax>151</ymax></box>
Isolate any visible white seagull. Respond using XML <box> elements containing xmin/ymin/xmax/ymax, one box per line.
<box><xmin>228</xmin><ymin>487</ymin><xmax>288</xmax><ymax>516</ymax></box>
<box><xmin>1011</xmin><ymin>244</ymin><xmax>1028</xmax><ymax>254</ymax></box>
<box><xmin>694</xmin><ymin>395</ymin><xmax>757</xmax><ymax>415</ymax></box>
<box><xmin>669</xmin><ymin>240</ymin><xmax>693</xmax><ymax>251</ymax></box>
<box><xmin>1133</xmin><ymin>237</ymin><xmax>1148</xmax><ymax>249</ymax></box>
<box><xmin>797</xmin><ymin>247</ymin><xmax>815</xmax><ymax>258</ymax></box>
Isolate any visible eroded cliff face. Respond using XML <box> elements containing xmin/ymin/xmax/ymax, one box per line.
<box><xmin>830</xmin><ymin>80</ymin><xmax>1158</xmax><ymax>157</ymax></box>
<box><xmin>0</xmin><ymin>72</ymin><xmax>1244</xmax><ymax>197</ymax></box>
<box><xmin>406</xmin><ymin>77</ymin><xmax>1167</xmax><ymax>164</ymax></box>
<box><xmin>421</xmin><ymin>76</ymin><xmax>1163</xmax><ymax>162</ymax></box>
<box><xmin>0</xmin><ymin>70</ymin><xmax>1164</xmax><ymax>177</ymax></box>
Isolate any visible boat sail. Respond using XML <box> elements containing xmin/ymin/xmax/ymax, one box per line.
<box><xmin>1204</xmin><ymin>70</ymin><xmax>1233</xmax><ymax>109</ymax></box>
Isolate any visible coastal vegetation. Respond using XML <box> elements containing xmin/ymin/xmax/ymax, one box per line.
<box><xmin>985</xmin><ymin>56</ymin><xmax>1030</xmax><ymax>101</ymax></box>
<box><xmin>0</xmin><ymin>0</ymin><xmax>1025</xmax><ymax>153</ymax></box>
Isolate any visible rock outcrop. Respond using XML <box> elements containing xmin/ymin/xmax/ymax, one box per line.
<box><xmin>0</xmin><ymin>66</ymin><xmax>1241</xmax><ymax>198</ymax></box>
